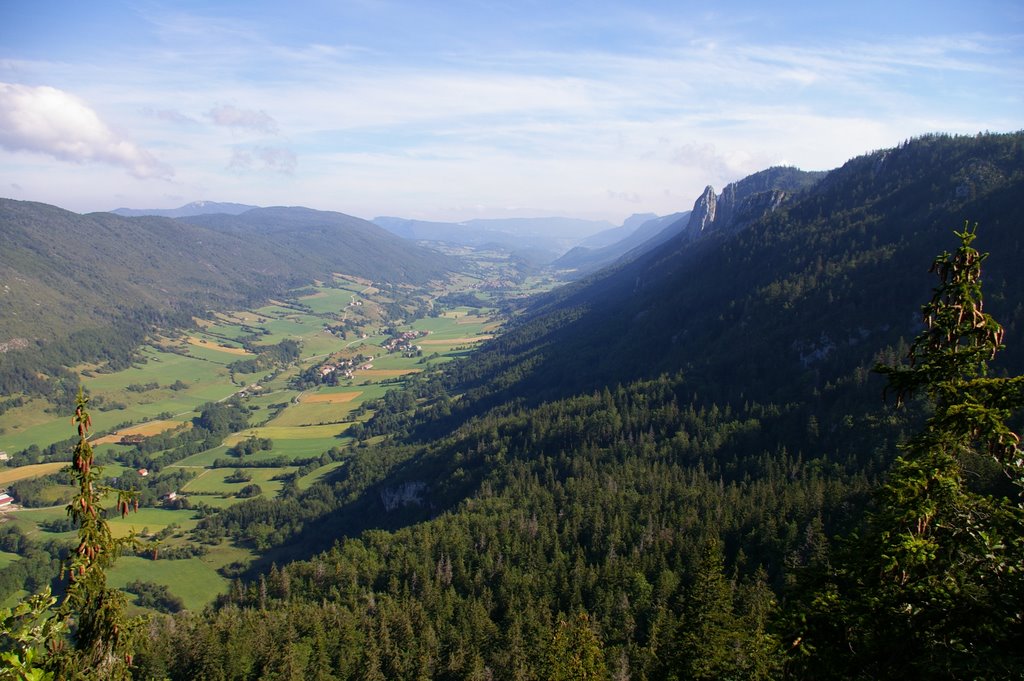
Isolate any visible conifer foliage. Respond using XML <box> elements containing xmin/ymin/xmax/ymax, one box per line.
<box><xmin>790</xmin><ymin>224</ymin><xmax>1024</xmax><ymax>678</ymax></box>
<box><xmin>50</xmin><ymin>388</ymin><xmax>144</xmax><ymax>680</ymax></box>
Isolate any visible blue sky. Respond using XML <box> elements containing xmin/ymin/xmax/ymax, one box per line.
<box><xmin>1</xmin><ymin>1</ymin><xmax>1021</xmax><ymax>223</ymax></box>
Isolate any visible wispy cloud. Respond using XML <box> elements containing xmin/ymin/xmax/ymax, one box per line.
<box><xmin>0</xmin><ymin>82</ymin><xmax>172</xmax><ymax>179</ymax></box>
<box><xmin>208</xmin><ymin>104</ymin><xmax>279</xmax><ymax>134</ymax></box>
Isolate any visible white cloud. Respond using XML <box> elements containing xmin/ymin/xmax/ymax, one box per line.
<box><xmin>0</xmin><ymin>82</ymin><xmax>173</xmax><ymax>179</ymax></box>
<box><xmin>208</xmin><ymin>104</ymin><xmax>279</xmax><ymax>133</ymax></box>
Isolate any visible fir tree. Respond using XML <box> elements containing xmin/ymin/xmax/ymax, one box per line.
<box><xmin>789</xmin><ymin>224</ymin><xmax>1024</xmax><ymax>678</ymax></box>
<box><xmin>49</xmin><ymin>388</ymin><xmax>144</xmax><ymax>680</ymax></box>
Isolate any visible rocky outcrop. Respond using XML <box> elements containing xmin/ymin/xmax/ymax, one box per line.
<box><xmin>685</xmin><ymin>185</ymin><xmax>717</xmax><ymax>235</ymax></box>
<box><xmin>379</xmin><ymin>481</ymin><xmax>427</xmax><ymax>511</ymax></box>
<box><xmin>682</xmin><ymin>167</ymin><xmax>826</xmax><ymax>239</ymax></box>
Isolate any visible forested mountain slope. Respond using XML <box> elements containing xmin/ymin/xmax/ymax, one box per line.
<box><xmin>136</xmin><ymin>132</ymin><xmax>1024</xmax><ymax>679</ymax></box>
<box><xmin>449</xmin><ymin>133</ymin><xmax>1024</xmax><ymax>413</ymax></box>
<box><xmin>0</xmin><ymin>201</ymin><xmax>454</xmax><ymax>400</ymax></box>
<box><xmin>554</xmin><ymin>166</ymin><xmax>824</xmax><ymax>275</ymax></box>
<box><xmin>0</xmin><ymin>202</ymin><xmax>452</xmax><ymax>346</ymax></box>
<box><xmin>181</xmin><ymin>206</ymin><xmax>454</xmax><ymax>284</ymax></box>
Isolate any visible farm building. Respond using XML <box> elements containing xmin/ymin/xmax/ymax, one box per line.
<box><xmin>0</xmin><ymin>492</ymin><xmax>14</xmax><ymax>508</ymax></box>
<box><xmin>0</xmin><ymin>451</ymin><xmax>9</xmax><ymax>461</ymax></box>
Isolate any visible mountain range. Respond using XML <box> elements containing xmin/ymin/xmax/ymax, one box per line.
<box><xmin>110</xmin><ymin>201</ymin><xmax>259</xmax><ymax>218</ymax></box>
<box><xmin>373</xmin><ymin>215</ymin><xmax>616</xmax><ymax>260</ymax></box>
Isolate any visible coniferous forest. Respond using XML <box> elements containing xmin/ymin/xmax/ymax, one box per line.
<box><xmin>2</xmin><ymin>132</ymin><xmax>1024</xmax><ymax>679</ymax></box>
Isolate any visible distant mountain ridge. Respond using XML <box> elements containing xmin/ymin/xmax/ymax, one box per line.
<box><xmin>553</xmin><ymin>212</ymin><xmax>689</xmax><ymax>273</ymax></box>
<box><xmin>373</xmin><ymin>215</ymin><xmax>615</xmax><ymax>260</ymax></box>
<box><xmin>111</xmin><ymin>201</ymin><xmax>259</xmax><ymax>218</ymax></box>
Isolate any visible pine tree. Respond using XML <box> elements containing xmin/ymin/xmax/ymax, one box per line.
<box><xmin>789</xmin><ymin>224</ymin><xmax>1024</xmax><ymax>678</ymax></box>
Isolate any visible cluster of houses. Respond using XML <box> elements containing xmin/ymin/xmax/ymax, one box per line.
<box><xmin>381</xmin><ymin>330</ymin><xmax>429</xmax><ymax>356</ymax></box>
<box><xmin>236</xmin><ymin>383</ymin><xmax>263</xmax><ymax>399</ymax></box>
<box><xmin>318</xmin><ymin>355</ymin><xmax>374</xmax><ymax>382</ymax></box>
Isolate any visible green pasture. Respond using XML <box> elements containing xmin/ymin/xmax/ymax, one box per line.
<box><xmin>181</xmin><ymin>343</ymin><xmax>242</xmax><ymax>365</ymax></box>
<box><xmin>362</xmin><ymin>353</ymin><xmax>420</xmax><ymax>371</ymax></box>
<box><xmin>182</xmin><ymin>494</ymin><xmax>238</xmax><ymax>509</ymax></box>
<box><xmin>5</xmin><ymin>505</ymin><xmax>72</xmax><ymax>531</ymax></box>
<box><xmin>108</xmin><ymin>555</ymin><xmax>229</xmax><ymax>612</ymax></box>
<box><xmin>0</xmin><ymin>406</ymin><xmax>76</xmax><ymax>456</ymax></box>
<box><xmin>296</xmin><ymin>460</ymin><xmax>347</xmax><ymax>490</ymax></box>
<box><xmin>98</xmin><ymin>462</ymin><xmax>132</xmax><ymax>481</ymax></box>
<box><xmin>0</xmin><ymin>550</ymin><xmax>21</xmax><ymax>571</ymax></box>
<box><xmin>181</xmin><ymin>467</ymin><xmax>296</xmax><ymax>498</ymax></box>
<box><xmin>84</xmin><ymin>345</ymin><xmax>228</xmax><ymax>391</ymax></box>
<box><xmin>225</xmin><ymin>424</ymin><xmax>351</xmax><ymax>459</ymax></box>
<box><xmin>171</xmin><ymin>445</ymin><xmax>232</xmax><ymax>468</ymax></box>
<box><xmin>201</xmin><ymin>323</ymin><xmax>264</xmax><ymax>341</ymax></box>
<box><xmin>298</xmin><ymin>287</ymin><xmax>357</xmax><ymax>314</ymax></box>
<box><xmin>411</xmin><ymin>312</ymin><xmax>493</xmax><ymax>339</ymax></box>
<box><xmin>106</xmin><ymin>507</ymin><xmax>200</xmax><ymax>539</ymax></box>
<box><xmin>267</xmin><ymin>399</ymin><xmax>359</xmax><ymax>427</ymax></box>
<box><xmin>298</xmin><ymin>332</ymin><xmax>349</xmax><ymax>358</ymax></box>
<box><xmin>249</xmin><ymin>434</ymin><xmax>345</xmax><ymax>460</ymax></box>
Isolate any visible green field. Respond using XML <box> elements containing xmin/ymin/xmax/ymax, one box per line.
<box><xmin>108</xmin><ymin>555</ymin><xmax>231</xmax><ymax>612</ymax></box>
<box><xmin>267</xmin><ymin>400</ymin><xmax>355</xmax><ymax>427</ymax></box>
<box><xmin>105</xmin><ymin>507</ymin><xmax>201</xmax><ymax>539</ymax></box>
<box><xmin>298</xmin><ymin>287</ymin><xmax>359</xmax><ymax>314</ymax></box>
<box><xmin>0</xmin><ymin>549</ymin><xmax>20</xmax><ymax>570</ymax></box>
<box><xmin>296</xmin><ymin>460</ymin><xmax>347</xmax><ymax>490</ymax></box>
<box><xmin>182</xmin><ymin>467</ymin><xmax>296</xmax><ymax>498</ymax></box>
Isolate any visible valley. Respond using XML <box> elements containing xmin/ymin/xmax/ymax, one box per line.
<box><xmin>0</xmin><ymin>254</ymin><xmax>536</xmax><ymax>613</ymax></box>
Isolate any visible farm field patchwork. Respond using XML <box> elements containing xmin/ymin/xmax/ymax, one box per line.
<box><xmin>0</xmin><ymin>269</ymin><xmax>512</xmax><ymax>614</ymax></box>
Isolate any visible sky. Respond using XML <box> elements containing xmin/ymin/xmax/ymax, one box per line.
<box><xmin>1</xmin><ymin>1</ymin><xmax>1022</xmax><ymax>225</ymax></box>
